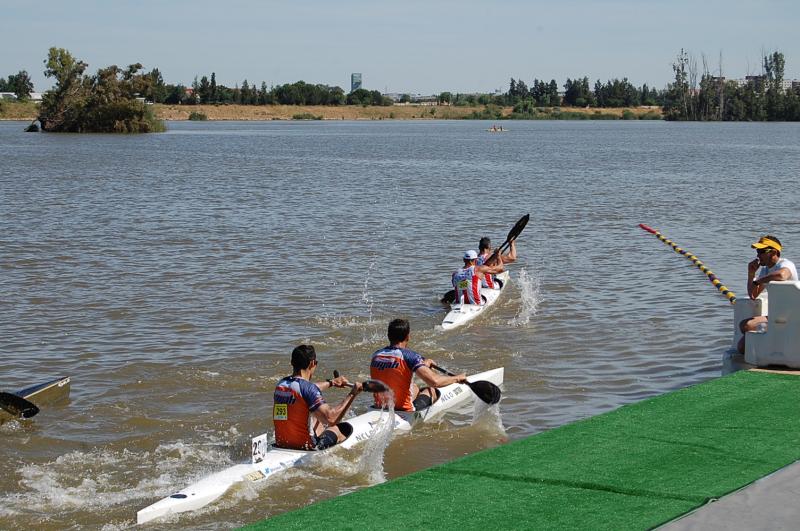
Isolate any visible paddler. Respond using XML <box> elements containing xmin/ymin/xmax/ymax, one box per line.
<box><xmin>370</xmin><ymin>319</ymin><xmax>466</xmax><ymax>411</ymax></box>
<box><xmin>477</xmin><ymin>236</ymin><xmax>517</xmax><ymax>289</ymax></box>
<box><xmin>452</xmin><ymin>249</ymin><xmax>506</xmax><ymax>305</ymax></box>
<box><xmin>273</xmin><ymin>345</ymin><xmax>362</xmax><ymax>450</ymax></box>
<box><xmin>738</xmin><ymin>235</ymin><xmax>798</xmax><ymax>354</ymax></box>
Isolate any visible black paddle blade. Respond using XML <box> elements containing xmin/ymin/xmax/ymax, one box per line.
<box><xmin>441</xmin><ymin>290</ymin><xmax>456</xmax><ymax>305</ymax></box>
<box><xmin>467</xmin><ymin>380</ymin><xmax>502</xmax><ymax>405</ymax></box>
<box><xmin>506</xmin><ymin>213</ymin><xmax>530</xmax><ymax>243</ymax></box>
<box><xmin>0</xmin><ymin>392</ymin><xmax>40</xmax><ymax>419</ymax></box>
<box><xmin>362</xmin><ymin>380</ymin><xmax>390</xmax><ymax>393</ymax></box>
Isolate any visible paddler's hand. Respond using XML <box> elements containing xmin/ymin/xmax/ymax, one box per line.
<box><xmin>423</xmin><ymin>358</ymin><xmax>436</xmax><ymax>368</ymax></box>
<box><xmin>455</xmin><ymin>373</ymin><xmax>468</xmax><ymax>384</ymax></box>
<box><xmin>348</xmin><ymin>382</ymin><xmax>363</xmax><ymax>395</ymax></box>
<box><xmin>330</xmin><ymin>375</ymin><xmax>350</xmax><ymax>388</ymax></box>
<box><xmin>748</xmin><ymin>258</ymin><xmax>760</xmax><ymax>275</ymax></box>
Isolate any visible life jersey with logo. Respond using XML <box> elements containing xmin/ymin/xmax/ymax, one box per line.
<box><xmin>477</xmin><ymin>252</ymin><xmax>497</xmax><ymax>289</ymax></box>
<box><xmin>273</xmin><ymin>376</ymin><xmax>326</xmax><ymax>450</ymax></box>
<box><xmin>452</xmin><ymin>265</ymin><xmax>483</xmax><ymax>305</ymax></box>
<box><xmin>370</xmin><ymin>346</ymin><xmax>426</xmax><ymax>411</ymax></box>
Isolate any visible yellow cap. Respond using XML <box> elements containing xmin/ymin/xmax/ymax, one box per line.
<box><xmin>751</xmin><ymin>236</ymin><xmax>782</xmax><ymax>252</ymax></box>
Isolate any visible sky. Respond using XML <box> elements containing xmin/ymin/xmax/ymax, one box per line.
<box><xmin>2</xmin><ymin>0</ymin><xmax>799</xmax><ymax>94</ymax></box>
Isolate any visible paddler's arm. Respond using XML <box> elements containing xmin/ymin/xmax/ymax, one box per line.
<box><xmin>315</xmin><ymin>375</ymin><xmax>349</xmax><ymax>391</ymax></box>
<box><xmin>475</xmin><ymin>261</ymin><xmax>504</xmax><ymax>277</ymax></box>
<box><xmin>416</xmin><ymin>361</ymin><xmax>467</xmax><ymax>387</ymax></box>
<box><xmin>752</xmin><ymin>265</ymin><xmax>793</xmax><ymax>296</ymax></box>
<box><xmin>747</xmin><ymin>259</ymin><xmax>763</xmax><ymax>299</ymax></box>
<box><xmin>502</xmin><ymin>240</ymin><xmax>517</xmax><ymax>264</ymax></box>
<box><xmin>312</xmin><ymin>383</ymin><xmax>363</xmax><ymax>426</ymax></box>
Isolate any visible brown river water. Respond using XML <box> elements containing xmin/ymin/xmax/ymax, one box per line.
<box><xmin>1</xmin><ymin>120</ymin><xmax>799</xmax><ymax>529</ymax></box>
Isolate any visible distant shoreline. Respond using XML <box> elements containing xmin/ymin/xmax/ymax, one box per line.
<box><xmin>1</xmin><ymin>101</ymin><xmax>663</xmax><ymax>122</ymax></box>
<box><xmin>156</xmin><ymin>103</ymin><xmax>662</xmax><ymax>121</ymax></box>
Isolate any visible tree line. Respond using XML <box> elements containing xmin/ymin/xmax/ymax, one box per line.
<box><xmin>144</xmin><ymin>72</ymin><xmax>393</xmax><ymax>106</ymax></box>
<box><xmin>663</xmin><ymin>49</ymin><xmax>800</xmax><ymax>121</ymax></box>
<box><xmin>14</xmin><ymin>46</ymin><xmax>800</xmax><ymax>133</ymax></box>
<box><xmin>0</xmin><ymin>70</ymin><xmax>34</xmax><ymax>100</ymax></box>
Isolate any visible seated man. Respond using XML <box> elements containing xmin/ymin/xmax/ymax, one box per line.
<box><xmin>273</xmin><ymin>345</ymin><xmax>362</xmax><ymax>450</ymax></box>
<box><xmin>477</xmin><ymin>236</ymin><xmax>517</xmax><ymax>289</ymax></box>
<box><xmin>452</xmin><ymin>249</ymin><xmax>505</xmax><ymax>305</ymax></box>
<box><xmin>370</xmin><ymin>319</ymin><xmax>466</xmax><ymax>411</ymax></box>
<box><xmin>737</xmin><ymin>235</ymin><xmax>798</xmax><ymax>354</ymax></box>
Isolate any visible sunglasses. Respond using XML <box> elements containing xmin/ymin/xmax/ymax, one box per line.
<box><xmin>756</xmin><ymin>248</ymin><xmax>773</xmax><ymax>254</ymax></box>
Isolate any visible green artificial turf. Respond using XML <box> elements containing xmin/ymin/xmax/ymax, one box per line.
<box><xmin>244</xmin><ymin>371</ymin><xmax>800</xmax><ymax>530</ymax></box>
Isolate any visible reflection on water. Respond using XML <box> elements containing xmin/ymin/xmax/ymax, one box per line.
<box><xmin>1</xmin><ymin>119</ymin><xmax>799</xmax><ymax>528</ymax></box>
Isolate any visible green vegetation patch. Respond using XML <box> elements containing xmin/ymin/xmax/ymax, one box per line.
<box><xmin>36</xmin><ymin>47</ymin><xmax>165</xmax><ymax>133</ymax></box>
<box><xmin>188</xmin><ymin>111</ymin><xmax>208</xmax><ymax>121</ymax></box>
<box><xmin>245</xmin><ymin>371</ymin><xmax>800</xmax><ymax>530</ymax></box>
<box><xmin>291</xmin><ymin>112</ymin><xmax>322</xmax><ymax>120</ymax></box>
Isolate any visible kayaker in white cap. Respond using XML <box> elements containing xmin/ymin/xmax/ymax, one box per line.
<box><xmin>451</xmin><ymin>249</ymin><xmax>506</xmax><ymax>305</ymax></box>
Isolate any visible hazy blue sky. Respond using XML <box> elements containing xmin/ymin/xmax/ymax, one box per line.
<box><xmin>2</xmin><ymin>0</ymin><xmax>798</xmax><ymax>94</ymax></box>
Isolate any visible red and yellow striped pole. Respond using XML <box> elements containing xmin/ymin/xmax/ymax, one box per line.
<box><xmin>639</xmin><ymin>224</ymin><xmax>736</xmax><ymax>305</ymax></box>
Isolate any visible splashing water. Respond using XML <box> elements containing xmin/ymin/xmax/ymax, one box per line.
<box><xmin>307</xmin><ymin>390</ymin><xmax>396</xmax><ymax>485</ymax></box>
<box><xmin>471</xmin><ymin>399</ymin><xmax>508</xmax><ymax>442</ymax></box>
<box><xmin>354</xmin><ymin>394</ymin><xmax>396</xmax><ymax>484</ymax></box>
<box><xmin>361</xmin><ymin>259</ymin><xmax>377</xmax><ymax>324</ymax></box>
<box><xmin>509</xmin><ymin>267</ymin><xmax>542</xmax><ymax>326</ymax></box>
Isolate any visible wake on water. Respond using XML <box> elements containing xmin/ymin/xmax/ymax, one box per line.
<box><xmin>509</xmin><ymin>267</ymin><xmax>542</xmax><ymax>327</ymax></box>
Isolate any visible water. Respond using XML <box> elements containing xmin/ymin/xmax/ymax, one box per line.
<box><xmin>1</xmin><ymin>119</ymin><xmax>799</xmax><ymax>528</ymax></box>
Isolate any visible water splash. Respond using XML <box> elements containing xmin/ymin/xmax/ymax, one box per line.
<box><xmin>509</xmin><ymin>267</ymin><xmax>542</xmax><ymax>326</ymax></box>
<box><xmin>311</xmin><ymin>392</ymin><xmax>396</xmax><ymax>485</ymax></box>
<box><xmin>471</xmin><ymin>400</ymin><xmax>508</xmax><ymax>442</ymax></box>
<box><xmin>361</xmin><ymin>259</ymin><xmax>377</xmax><ymax>323</ymax></box>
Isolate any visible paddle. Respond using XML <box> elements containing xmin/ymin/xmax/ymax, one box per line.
<box><xmin>0</xmin><ymin>392</ymin><xmax>40</xmax><ymax>419</ymax></box>
<box><xmin>329</xmin><ymin>371</ymin><xmax>390</xmax><ymax>426</ymax></box>
<box><xmin>441</xmin><ymin>214</ymin><xmax>530</xmax><ymax>304</ymax></box>
<box><xmin>332</xmin><ymin>370</ymin><xmax>389</xmax><ymax>393</ymax></box>
<box><xmin>431</xmin><ymin>364</ymin><xmax>501</xmax><ymax>405</ymax></box>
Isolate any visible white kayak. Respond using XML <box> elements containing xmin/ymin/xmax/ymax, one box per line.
<box><xmin>136</xmin><ymin>367</ymin><xmax>504</xmax><ymax>525</ymax></box>
<box><xmin>441</xmin><ymin>271</ymin><xmax>510</xmax><ymax>330</ymax></box>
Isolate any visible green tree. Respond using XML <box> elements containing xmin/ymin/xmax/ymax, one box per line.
<box><xmin>38</xmin><ymin>48</ymin><xmax>163</xmax><ymax>133</ymax></box>
<box><xmin>438</xmin><ymin>91</ymin><xmax>452</xmax><ymax>104</ymax></box>
<box><xmin>8</xmin><ymin>70</ymin><xmax>34</xmax><ymax>100</ymax></box>
<box><xmin>198</xmin><ymin>75</ymin><xmax>211</xmax><ymax>104</ymax></box>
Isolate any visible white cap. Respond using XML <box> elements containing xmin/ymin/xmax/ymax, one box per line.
<box><xmin>464</xmin><ymin>250</ymin><xmax>478</xmax><ymax>260</ymax></box>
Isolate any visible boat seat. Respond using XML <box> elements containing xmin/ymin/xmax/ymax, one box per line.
<box><xmin>745</xmin><ymin>281</ymin><xmax>800</xmax><ymax>368</ymax></box>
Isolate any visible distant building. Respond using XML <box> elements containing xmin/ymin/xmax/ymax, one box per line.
<box><xmin>0</xmin><ymin>91</ymin><xmax>42</xmax><ymax>101</ymax></box>
<box><xmin>351</xmin><ymin>73</ymin><xmax>362</xmax><ymax>92</ymax></box>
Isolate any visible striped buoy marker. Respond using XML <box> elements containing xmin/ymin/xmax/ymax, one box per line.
<box><xmin>639</xmin><ymin>224</ymin><xmax>736</xmax><ymax>305</ymax></box>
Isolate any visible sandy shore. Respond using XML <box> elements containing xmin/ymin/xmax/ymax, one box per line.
<box><xmin>154</xmin><ymin>103</ymin><xmax>662</xmax><ymax>121</ymax></box>
<box><xmin>1</xmin><ymin>100</ymin><xmax>662</xmax><ymax>121</ymax></box>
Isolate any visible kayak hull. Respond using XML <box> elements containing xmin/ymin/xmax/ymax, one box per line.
<box><xmin>136</xmin><ymin>367</ymin><xmax>503</xmax><ymax>524</ymax></box>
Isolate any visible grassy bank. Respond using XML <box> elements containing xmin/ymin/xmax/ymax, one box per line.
<box><xmin>156</xmin><ymin>103</ymin><xmax>663</xmax><ymax>121</ymax></box>
<box><xmin>0</xmin><ymin>100</ymin><xmax>39</xmax><ymax>120</ymax></box>
<box><xmin>1</xmin><ymin>100</ymin><xmax>663</xmax><ymax>122</ymax></box>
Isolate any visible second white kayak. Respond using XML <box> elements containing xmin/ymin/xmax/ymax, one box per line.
<box><xmin>441</xmin><ymin>271</ymin><xmax>510</xmax><ymax>330</ymax></box>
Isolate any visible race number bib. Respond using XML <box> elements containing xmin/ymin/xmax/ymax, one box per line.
<box><xmin>273</xmin><ymin>403</ymin><xmax>288</xmax><ymax>421</ymax></box>
<box><xmin>251</xmin><ymin>433</ymin><xmax>268</xmax><ymax>464</ymax></box>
